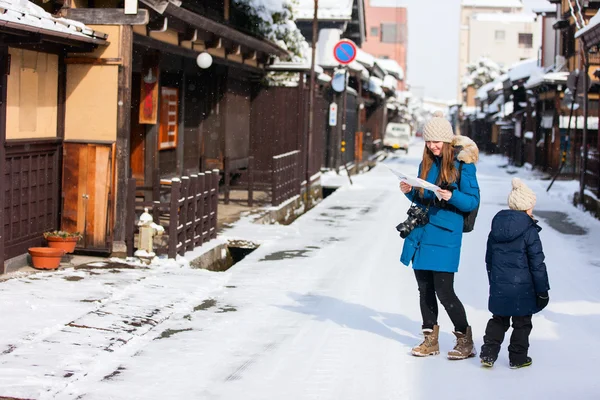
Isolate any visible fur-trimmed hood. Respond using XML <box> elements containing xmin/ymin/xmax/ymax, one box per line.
<box><xmin>452</xmin><ymin>135</ymin><xmax>479</xmax><ymax>164</ymax></box>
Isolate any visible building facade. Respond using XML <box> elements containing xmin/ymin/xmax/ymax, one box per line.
<box><xmin>361</xmin><ymin>1</ymin><xmax>407</xmax><ymax>90</ymax></box>
<box><xmin>458</xmin><ymin>0</ymin><xmax>524</xmax><ymax>101</ymax></box>
<box><xmin>468</xmin><ymin>13</ymin><xmax>541</xmax><ymax>68</ymax></box>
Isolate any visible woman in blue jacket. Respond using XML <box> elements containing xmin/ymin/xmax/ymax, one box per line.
<box><xmin>399</xmin><ymin>111</ymin><xmax>480</xmax><ymax>359</ymax></box>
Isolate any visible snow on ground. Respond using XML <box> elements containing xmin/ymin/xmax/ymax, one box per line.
<box><xmin>1</xmin><ymin>140</ymin><xmax>600</xmax><ymax>399</ymax></box>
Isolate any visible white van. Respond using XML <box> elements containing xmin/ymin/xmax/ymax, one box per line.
<box><xmin>383</xmin><ymin>123</ymin><xmax>411</xmax><ymax>153</ymax></box>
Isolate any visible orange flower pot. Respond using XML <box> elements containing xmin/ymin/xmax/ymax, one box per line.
<box><xmin>46</xmin><ymin>237</ymin><xmax>79</xmax><ymax>253</ymax></box>
<box><xmin>28</xmin><ymin>247</ymin><xmax>65</xmax><ymax>270</ymax></box>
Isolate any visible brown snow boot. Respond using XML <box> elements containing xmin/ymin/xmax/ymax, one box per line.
<box><xmin>411</xmin><ymin>325</ymin><xmax>440</xmax><ymax>357</ymax></box>
<box><xmin>448</xmin><ymin>326</ymin><xmax>476</xmax><ymax>360</ymax></box>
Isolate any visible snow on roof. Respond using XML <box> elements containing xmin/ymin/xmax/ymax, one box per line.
<box><xmin>462</xmin><ymin>0</ymin><xmax>523</xmax><ymax>8</ymax></box>
<box><xmin>524</xmin><ymin>70</ymin><xmax>567</xmax><ymax>89</ymax></box>
<box><xmin>0</xmin><ymin>0</ymin><xmax>105</xmax><ymax>42</ymax></box>
<box><xmin>375</xmin><ymin>58</ymin><xmax>404</xmax><ymax>81</ymax></box>
<box><xmin>382</xmin><ymin>75</ymin><xmax>398</xmax><ymax>91</ymax></box>
<box><xmin>576</xmin><ymin>10</ymin><xmax>600</xmax><ymax>39</ymax></box>
<box><xmin>488</xmin><ymin>94</ymin><xmax>504</xmax><ymax>113</ymax></box>
<box><xmin>315</xmin><ymin>28</ymin><xmax>342</xmax><ymax>67</ymax></box>
<box><xmin>348</xmin><ymin>60</ymin><xmax>370</xmax><ymax>80</ymax></box>
<box><xmin>462</xmin><ymin>106</ymin><xmax>478</xmax><ymax>115</ymax></box>
<box><xmin>532</xmin><ymin>5</ymin><xmax>557</xmax><ymax>15</ymax></box>
<box><xmin>295</xmin><ymin>0</ymin><xmax>354</xmax><ymax>20</ymax></box>
<box><xmin>476</xmin><ymin>81</ymin><xmax>496</xmax><ymax>100</ymax></box>
<box><xmin>471</xmin><ymin>12</ymin><xmax>536</xmax><ymax>23</ymax></box>
<box><xmin>508</xmin><ymin>58</ymin><xmax>541</xmax><ymax>82</ymax></box>
<box><xmin>268</xmin><ymin>59</ymin><xmax>325</xmax><ymax>74</ymax></box>
<box><xmin>356</xmin><ymin>48</ymin><xmax>375</xmax><ymax>68</ymax></box>
<box><xmin>368</xmin><ymin>76</ymin><xmax>384</xmax><ymax>97</ymax></box>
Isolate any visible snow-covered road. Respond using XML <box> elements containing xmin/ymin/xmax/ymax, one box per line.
<box><xmin>2</xmin><ymin>140</ymin><xmax>600</xmax><ymax>399</ymax></box>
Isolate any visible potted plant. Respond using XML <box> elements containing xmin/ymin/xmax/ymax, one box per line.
<box><xmin>43</xmin><ymin>231</ymin><xmax>82</xmax><ymax>253</ymax></box>
<box><xmin>28</xmin><ymin>247</ymin><xmax>65</xmax><ymax>270</ymax></box>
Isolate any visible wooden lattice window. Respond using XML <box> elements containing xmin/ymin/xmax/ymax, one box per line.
<box><xmin>159</xmin><ymin>87</ymin><xmax>179</xmax><ymax>150</ymax></box>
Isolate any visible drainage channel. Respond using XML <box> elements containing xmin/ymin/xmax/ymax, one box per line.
<box><xmin>322</xmin><ymin>186</ymin><xmax>340</xmax><ymax>200</ymax></box>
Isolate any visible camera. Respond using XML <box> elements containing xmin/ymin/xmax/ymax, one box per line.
<box><xmin>396</xmin><ymin>205</ymin><xmax>429</xmax><ymax>239</ymax></box>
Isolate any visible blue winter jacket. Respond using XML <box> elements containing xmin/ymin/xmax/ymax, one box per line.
<box><xmin>485</xmin><ymin>210</ymin><xmax>550</xmax><ymax>316</ymax></box>
<box><xmin>400</xmin><ymin>156</ymin><xmax>480</xmax><ymax>273</ymax></box>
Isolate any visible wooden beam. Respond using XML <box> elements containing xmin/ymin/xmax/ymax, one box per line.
<box><xmin>147</xmin><ymin>16</ymin><xmax>168</xmax><ymax>33</ymax></box>
<box><xmin>243</xmin><ymin>50</ymin><xmax>257</xmax><ymax>61</ymax></box>
<box><xmin>224</xmin><ymin>0</ymin><xmax>230</xmax><ymax>21</ymax></box>
<box><xmin>164</xmin><ymin>3</ymin><xmax>287</xmax><ymax>58</ymax></box>
<box><xmin>62</xmin><ymin>8</ymin><xmax>149</xmax><ymax>25</ymax></box>
<box><xmin>113</xmin><ymin>25</ymin><xmax>133</xmax><ymax>256</ymax></box>
<box><xmin>1</xmin><ymin>33</ymin><xmax>42</xmax><ymax>45</ymax></box>
<box><xmin>206</xmin><ymin>37</ymin><xmax>222</xmax><ymax>50</ymax></box>
<box><xmin>0</xmin><ymin>47</ymin><xmax>7</xmax><ymax>273</ymax></box>
<box><xmin>133</xmin><ymin>33</ymin><xmax>263</xmax><ymax>74</ymax></box>
<box><xmin>179</xmin><ymin>28</ymin><xmax>197</xmax><ymax>45</ymax></box>
<box><xmin>65</xmin><ymin>57</ymin><xmax>123</xmax><ymax>65</ymax></box>
<box><xmin>227</xmin><ymin>44</ymin><xmax>242</xmax><ymax>56</ymax></box>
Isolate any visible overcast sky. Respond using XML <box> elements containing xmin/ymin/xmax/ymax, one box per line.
<box><xmin>368</xmin><ymin>0</ymin><xmax>550</xmax><ymax>102</ymax></box>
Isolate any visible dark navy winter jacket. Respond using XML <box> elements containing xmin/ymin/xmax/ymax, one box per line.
<box><xmin>485</xmin><ymin>210</ymin><xmax>550</xmax><ymax>316</ymax></box>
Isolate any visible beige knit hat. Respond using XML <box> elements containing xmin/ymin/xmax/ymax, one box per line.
<box><xmin>422</xmin><ymin>111</ymin><xmax>455</xmax><ymax>143</ymax></box>
<box><xmin>508</xmin><ymin>178</ymin><xmax>537</xmax><ymax>211</ymax></box>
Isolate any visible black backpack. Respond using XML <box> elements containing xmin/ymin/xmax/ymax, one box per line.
<box><xmin>457</xmin><ymin>162</ymin><xmax>479</xmax><ymax>233</ymax></box>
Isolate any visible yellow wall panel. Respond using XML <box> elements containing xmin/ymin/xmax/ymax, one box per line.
<box><xmin>84</xmin><ymin>25</ymin><xmax>121</xmax><ymax>59</ymax></box>
<box><xmin>6</xmin><ymin>48</ymin><xmax>58</xmax><ymax>139</ymax></box>
<box><xmin>65</xmin><ymin>64</ymin><xmax>119</xmax><ymax>141</ymax></box>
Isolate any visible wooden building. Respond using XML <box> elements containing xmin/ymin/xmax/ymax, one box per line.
<box><xmin>0</xmin><ymin>0</ymin><xmax>107</xmax><ymax>272</ymax></box>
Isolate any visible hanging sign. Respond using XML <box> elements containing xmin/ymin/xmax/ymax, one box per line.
<box><xmin>139</xmin><ymin>54</ymin><xmax>159</xmax><ymax>124</ymax></box>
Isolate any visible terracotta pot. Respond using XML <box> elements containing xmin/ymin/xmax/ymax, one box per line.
<box><xmin>46</xmin><ymin>236</ymin><xmax>79</xmax><ymax>253</ymax></box>
<box><xmin>28</xmin><ymin>247</ymin><xmax>65</xmax><ymax>270</ymax></box>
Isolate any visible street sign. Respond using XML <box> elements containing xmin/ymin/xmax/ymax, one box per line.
<box><xmin>333</xmin><ymin>39</ymin><xmax>357</xmax><ymax>65</ymax></box>
<box><xmin>329</xmin><ymin>103</ymin><xmax>338</xmax><ymax>126</ymax></box>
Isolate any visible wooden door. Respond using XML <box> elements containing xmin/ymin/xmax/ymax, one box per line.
<box><xmin>62</xmin><ymin>142</ymin><xmax>113</xmax><ymax>251</ymax></box>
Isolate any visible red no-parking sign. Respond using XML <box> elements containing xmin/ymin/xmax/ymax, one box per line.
<box><xmin>333</xmin><ymin>39</ymin><xmax>357</xmax><ymax>65</ymax></box>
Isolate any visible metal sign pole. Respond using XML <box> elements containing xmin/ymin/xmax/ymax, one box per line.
<box><xmin>341</xmin><ymin>66</ymin><xmax>352</xmax><ymax>185</ymax></box>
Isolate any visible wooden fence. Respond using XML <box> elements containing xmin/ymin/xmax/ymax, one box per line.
<box><xmin>272</xmin><ymin>150</ymin><xmax>301</xmax><ymax>206</ymax></box>
<box><xmin>126</xmin><ymin>170</ymin><xmax>219</xmax><ymax>259</ymax></box>
<box><xmin>223</xmin><ymin>156</ymin><xmax>254</xmax><ymax>206</ymax></box>
<box><xmin>585</xmin><ymin>148</ymin><xmax>600</xmax><ymax>198</ymax></box>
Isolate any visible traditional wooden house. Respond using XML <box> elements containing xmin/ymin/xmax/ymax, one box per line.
<box><xmin>0</xmin><ymin>0</ymin><xmax>107</xmax><ymax>272</ymax></box>
<box><xmin>0</xmin><ymin>0</ymin><xmax>292</xmax><ymax>271</ymax></box>
<box><xmin>574</xmin><ymin>6</ymin><xmax>600</xmax><ymax>210</ymax></box>
<box><xmin>548</xmin><ymin>0</ymin><xmax>600</xmax><ymax>179</ymax></box>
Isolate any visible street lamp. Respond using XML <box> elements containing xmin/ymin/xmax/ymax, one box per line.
<box><xmin>196</xmin><ymin>52</ymin><xmax>213</xmax><ymax>69</ymax></box>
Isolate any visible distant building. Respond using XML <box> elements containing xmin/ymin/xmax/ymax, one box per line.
<box><xmin>362</xmin><ymin>1</ymin><xmax>408</xmax><ymax>90</ymax></box>
<box><xmin>458</xmin><ymin>0</ymin><xmax>525</xmax><ymax>101</ymax></box>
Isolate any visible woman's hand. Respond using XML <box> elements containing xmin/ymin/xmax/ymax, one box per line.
<box><xmin>437</xmin><ymin>189</ymin><xmax>453</xmax><ymax>201</ymax></box>
<box><xmin>400</xmin><ymin>181</ymin><xmax>412</xmax><ymax>194</ymax></box>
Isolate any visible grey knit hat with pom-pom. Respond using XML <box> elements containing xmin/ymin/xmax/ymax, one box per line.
<box><xmin>508</xmin><ymin>177</ymin><xmax>537</xmax><ymax>211</ymax></box>
<box><xmin>422</xmin><ymin>111</ymin><xmax>455</xmax><ymax>143</ymax></box>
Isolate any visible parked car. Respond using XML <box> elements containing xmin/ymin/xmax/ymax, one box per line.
<box><xmin>383</xmin><ymin>123</ymin><xmax>411</xmax><ymax>153</ymax></box>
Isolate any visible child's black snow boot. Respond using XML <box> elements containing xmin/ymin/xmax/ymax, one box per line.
<box><xmin>509</xmin><ymin>357</ymin><xmax>532</xmax><ymax>369</ymax></box>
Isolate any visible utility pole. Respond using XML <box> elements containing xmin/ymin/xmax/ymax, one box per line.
<box><xmin>305</xmin><ymin>0</ymin><xmax>318</xmax><ymax>207</ymax></box>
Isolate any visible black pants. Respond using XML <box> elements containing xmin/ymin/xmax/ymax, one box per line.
<box><xmin>480</xmin><ymin>315</ymin><xmax>533</xmax><ymax>364</ymax></box>
<box><xmin>414</xmin><ymin>270</ymin><xmax>469</xmax><ymax>333</ymax></box>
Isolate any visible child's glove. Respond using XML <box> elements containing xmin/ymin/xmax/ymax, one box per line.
<box><xmin>536</xmin><ymin>293</ymin><xmax>549</xmax><ymax>310</ymax></box>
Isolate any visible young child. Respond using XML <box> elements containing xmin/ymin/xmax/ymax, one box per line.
<box><xmin>480</xmin><ymin>177</ymin><xmax>550</xmax><ymax>369</ymax></box>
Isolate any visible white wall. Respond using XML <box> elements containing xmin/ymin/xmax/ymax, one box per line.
<box><xmin>468</xmin><ymin>16</ymin><xmax>541</xmax><ymax>69</ymax></box>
